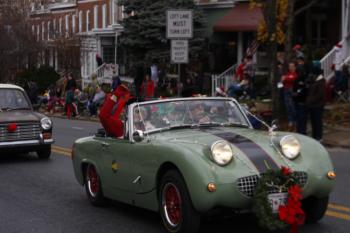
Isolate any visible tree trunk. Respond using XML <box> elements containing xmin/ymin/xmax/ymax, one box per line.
<box><xmin>285</xmin><ymin>0</ymin><xmax>295</xmax><ymax>62</ymax></box>
<box><xmin>263</xmin><ymin>0</ymin><xmax>280</xmax><ymax>119</ymax></box>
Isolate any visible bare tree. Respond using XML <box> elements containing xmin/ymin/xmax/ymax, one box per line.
<box><xmin>0</xmin><ymin>0</ymin><xmax>42</xmax><ymax>82</ymax></box>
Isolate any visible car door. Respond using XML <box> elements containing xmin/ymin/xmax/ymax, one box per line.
<box><xmin>94</xmin><ymin>136</ymin><xmax>135</xmax><ymax>201</ymax></box>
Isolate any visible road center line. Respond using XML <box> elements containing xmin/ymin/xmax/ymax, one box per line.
<box><xmin>328</xmin><ymin>203</ymin><xmax>350</xmax><ymax>213</ymax></box>
<box><xmin>326</xmin><ymin>210</ymin><xmax>350</xmax><ymax>221</ymax></box>
<box><xmin>52</xmin><ymin>145</ymin><xmax>72</xmax><ymax>153</ymax></box>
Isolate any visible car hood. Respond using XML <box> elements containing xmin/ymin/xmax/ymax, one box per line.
<box><xmin>153</xmin><ymin>126</ymin><xmax>332</xmax><ymax>175</ymax></box>
<box><xmin>0</xmin><ymin>110</ymin><xmax>43</xmax><ymax>123</ymax></box>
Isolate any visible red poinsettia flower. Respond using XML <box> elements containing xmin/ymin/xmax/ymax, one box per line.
<box><xmin>288</xmin><ymin>185</ymin><xmax>303</xmax><ymax>201</ymax></box>
<box><xmin>281</xmin><ymin>166</ymin><xmax>292</xmax><ymax>176</ymax></box>
<box><xmin>295</xmin><ymin>212</ymin><xmax>306</xmax><ymax>225</ymax></box>
<box><xmin>279</xmin><ymin>205</ymin><xmax>287</xmax><ymax>219</ymax></box>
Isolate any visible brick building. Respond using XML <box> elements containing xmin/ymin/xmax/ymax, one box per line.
<box><xmin>30</xmin><ymin>0</ymin><xmax>123</xmax><ymax>80</ymax></box>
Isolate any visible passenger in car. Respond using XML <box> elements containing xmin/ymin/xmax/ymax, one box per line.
<box><xmin>99</xmin><ymin>85</ymin><xmax>130</xmax><ymax>138</ymax></box>
<box><xmin>133</xmin><ymin>106</ymin><xmax>155</xmax><ymax>131</ymax></box>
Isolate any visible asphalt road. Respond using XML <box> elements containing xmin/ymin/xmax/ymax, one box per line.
<box><xmin>0</xmin><ymin>117</ymin><xmax>349</xmax><ymax>233</ymax></box>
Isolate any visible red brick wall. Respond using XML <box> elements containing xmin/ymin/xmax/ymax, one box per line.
<box><xmin>30</xmin><ymin>0</ymin><xmax>113</xmax><ymax>41</ymax></box>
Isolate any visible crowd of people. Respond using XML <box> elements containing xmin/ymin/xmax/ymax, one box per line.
<box><xmin>277</xmin><ymin>44</ymin><xmax>339</xmax><ymax>142</ymax></box>
<box><xmin>27</xmin><ymin>45</ymin><xmax>349</xmax><ymax>143</ymax></box>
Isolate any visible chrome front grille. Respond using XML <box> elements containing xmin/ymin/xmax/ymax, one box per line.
<box><xmin>236</xmin><ymin>171</ymin><xmax>308</xmax><ymax>197</ymax></box>
<box><xmin>0</xmin><ymin>122</ymin><xmax>41</xmax><ymax>142</ymax></box>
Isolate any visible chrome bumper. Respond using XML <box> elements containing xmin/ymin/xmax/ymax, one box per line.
<box><xmin>0</xmin><ymin>139</ymin><xmax>54</xmax><ymax>148</ymax></box>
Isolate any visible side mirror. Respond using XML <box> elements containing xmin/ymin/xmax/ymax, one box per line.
<box><xmin>133</xmin><ymin>130</ymin><xmax>144</xmax><ymax>142</ymax></box>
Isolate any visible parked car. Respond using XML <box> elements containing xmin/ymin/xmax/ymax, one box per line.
<box><xmin>0</xmin><ymin>84</ymin><xmax>54</xmax><ymax>159</ymax></box>
<box><xmin>71</xmin><ymin>97</ymin><xmax>334</xmax><ymax>233</ymax></box>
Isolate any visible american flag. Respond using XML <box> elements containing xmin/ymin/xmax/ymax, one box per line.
<box><xmin>245</xmin><ymin>40</ymin><xmax>260</xmax><ymax>57</ymax></box>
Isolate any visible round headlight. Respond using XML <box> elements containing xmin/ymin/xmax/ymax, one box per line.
<box><xmin>211</xmin><ymin>140</ymin><xmax>233</xmax><ymax>166</ymax></box>
<box><xmin>41</xmin><ymin>117</ymin><xmax>52</xmax><ymax>130</ymax></box>
<box><xmin>280</xmin><ymin>135</ymin><xmax>300</xmax><ymax>159</ymax></box>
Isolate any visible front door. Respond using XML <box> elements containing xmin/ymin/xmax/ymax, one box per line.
<box><xmin>95</xmin><ymin>136</ymin><xmax>134</xmax><ymax>202</ymax></box>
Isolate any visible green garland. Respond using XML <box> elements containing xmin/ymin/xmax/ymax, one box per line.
<box><xmin>252</xmin><ymin>167</ymin><xmax>299</xmax><ymax>231</ymax></box>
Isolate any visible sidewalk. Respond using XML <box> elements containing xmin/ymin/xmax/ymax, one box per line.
<box><xmin>323</xmin><ymin>126</ymin><xmax>350</xmax><ymax>149</ymax></box>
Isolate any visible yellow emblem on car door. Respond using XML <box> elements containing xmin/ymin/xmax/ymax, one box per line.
<box><xmin>111</xmin><ymin>160</ymin><xmax>119</xmax><ymax>172</ymax></box>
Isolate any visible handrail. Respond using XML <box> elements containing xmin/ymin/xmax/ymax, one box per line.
<box><xmin>211</xmin><ymin>64</ymin><xmax>237</xmax><ymax>96</ymax></box>
<box><xmin>320</xmin><ymin>40</ymin><xmax>344</xmax><ymax>81</ymax></box>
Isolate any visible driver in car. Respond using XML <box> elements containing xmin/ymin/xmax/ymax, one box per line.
<box><xmin>188</xmin><ymin>102</ymin><xmax>211</xmax><ymax>124</ymax></box>
<box><xmin>99</xmin><ymin>84</ymin><xmax>131</xmax><ymax>138</ymax></box>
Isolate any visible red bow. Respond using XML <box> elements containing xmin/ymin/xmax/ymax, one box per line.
<box><xmin>7</xmin><ymin>123</ymin><xmax>17</xmax><ymax>133</ymax></box>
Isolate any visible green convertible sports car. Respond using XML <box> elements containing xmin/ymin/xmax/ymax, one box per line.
<box><xmin>72</xmin><ymin>97</ymin><xmax>335</xmax><ymax>233</ymax></box>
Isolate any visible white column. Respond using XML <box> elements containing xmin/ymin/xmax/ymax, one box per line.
<box><xmin>49</xmin><ymin>49</ymin><xmax>54</xmax><ymax>67</ymax></box>
<box><xmin>42</xmin><ymin>22</ymin><xmax>45</xmax><ymax>41</ymax></box>
<box><xmin>55</xmin><ymin>50</ymin><xmax>58</xmax><ymax>70</ymax></box>
<box><xmin>79</xmin><ymin>11</ymin><xmax>82</xmax><ymax>32</ymax></box>
<box><xmin>86</xmin><ymin>10</ymin><xmax>90</xmax><ymax>31</ymax></box>
<box><xmin>72</xmin><ymin>15</ymin><xmax>76</xmax><ymax>34</ymax></box>
<box><xmin>53</xmin><ymin>19</ymin><xmax>56</xmax><ymax>38</ymax></box>
<box><xmin>59</xmin><ymin>18</ymin><xmax>62</xmax><ymax>36</ymax></box>
<box><xmin>90</xmin><ymin>52</ymin><xmax>94</xmax><ymax>75</ymax></box>
<box><xmin>47</xmin><ymin>21</ymin><xmax>51</xmax><ymax>40</ymax></box>
<box><xmin>102</xmin><ymin>4</ymin><xmax>106</xmax><ymax>28</ymax></box>
<box><xmin>94</xmin><ymin>5</ymin><xmax>98</xmax><ymax>29</ymax></box>
<box><xmin>65</xmin><ymin>14</ymin><xmax>69</xmax><ymax>37</ymax></box>
<box><xmin>237</xmin><ymin>32</ymin><xmax>243</xmax><ymax>63</ymax></box>
<box><xmin>37</xmin><ymin>25</ymin><xmax>40</xmax><ymax>41</ymax></box>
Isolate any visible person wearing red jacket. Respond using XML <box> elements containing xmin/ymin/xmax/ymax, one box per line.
<box><xmin>140</xmin><ymin>73</ymin><xmax>155</xmax><ymax>99</ymax></box>
<box><xmin>99</xmin><ymin>85</ymin><xmax>130</xmax><ymax>138</ymax></box>
<box><xmin>235</xmin><ymin>59</ymin><xmax>246</xmax><ymax>82</ymax></box>
<box><xmin>281</xmin><ymin>62</ymin><xmax>298</xmax><ymax>131</ymax></box>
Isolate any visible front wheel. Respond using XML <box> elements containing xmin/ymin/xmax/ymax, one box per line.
<box><xmin>84</xmin><ymin>164</ymin><xmax>106</xmax><ymax>206</ymax></box>
<box><xmin>36</xmin><ymin>145</ymin><xmax>51</xmax><ymax>159</ymax></box>
<box><xmin>302</xmin><ymin>196</ymin><xmax>329</xmax><ymax>223</ymax></box>
<box><xmin>159</xmin><ymin>170</ymin><xmax>201</xmax><ymax>233</ymax></box>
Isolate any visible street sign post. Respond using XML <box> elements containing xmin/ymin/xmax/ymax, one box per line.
<box><xmin>167</xmin><ymin>9</ymin><xmax>193</xmax><ymax>96</ymax></box>
<box><xmin>166</xmin><ymin>10</ymin><xmax>193</xmax><ymax>39</ymax></box>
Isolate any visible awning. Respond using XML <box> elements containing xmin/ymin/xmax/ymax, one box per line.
<box><xmin>213</xmin><ymin>3</ymin><xmax>263</xmax><ymax>32</ymax></box>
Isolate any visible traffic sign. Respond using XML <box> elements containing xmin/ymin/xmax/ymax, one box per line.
<box><xmin>171</xmin><ymin>40</ymin><xmax>189</xmax><ymax>64</ymax></box>
<box><xmin>166</xmin><ymin>10</ymin><xmax>193</xmax><ymax>39</ymax></box>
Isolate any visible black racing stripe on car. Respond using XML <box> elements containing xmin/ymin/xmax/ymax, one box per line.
<box><xmin>211</xmin><ymin>132</ymin><xmax>279</xmax><ymax>173</ymax></box>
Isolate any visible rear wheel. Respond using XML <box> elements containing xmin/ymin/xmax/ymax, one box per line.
<box><xmin>159</xmin><ymin>170</ymin><xmax>201</xmax><ymax>233</ymax></box>
<box><xmin>302</xmin><ymin>196</ymin><xmax>329</xmax><ymax>223</ymax></box>
<box><xmin>84</xmin><ymin>164</ymin><xmax>106</xmax><ymax>206</ymax></box>
<box><xmin>36</xmin><ymin>145</ymin><xmax>51</xmax><ymax>159</ymax></box>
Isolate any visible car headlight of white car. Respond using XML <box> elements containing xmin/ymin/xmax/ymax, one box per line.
<box><xmin>279</xmin><ymin>135</ymin><xmax>301</xmax><ymax>160</ymax></box>
<box><xmin>41</xmin><ymin>117</ymin><xmax>52</xmax><ymax>130</ymax></box>
<box><xmin>211</xmin><ymin>140</ymin><xmax>233</xmax><ymax>166</ymax></box>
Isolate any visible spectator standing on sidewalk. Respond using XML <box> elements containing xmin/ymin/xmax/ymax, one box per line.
<box><xmin>243</xmin><ymin>55</ymin><xmax>256</xmax><ymax>99</ymax></box>
<box><xmin>306</xmin><ymin>62</ymin><xmax>326</xmax><ymax>142</ymax></box>
<box><xmin>65</xmin><ymin>74</ymin><xmax>77</xmax><ymax>93</ymax></box>
<box><xmin>65</xmin><ymin>88</ymin><xmax>75</xmax><ymax>119</ymax></box>
<box><xmin>293</xmin><ymin>56</ymin><xmax>309</xmax><ymax>134</ymax></box>
<box><xmin>293</xmin><ymin>44</ymin><xmax>305</xmax><ymax>60</ymax></box>
<box><xmin>140</xmin><ymin>70</ymin><xmax>155</xmax><ymax>99</ymax></box>
<box><xmin>281</xmin><ymin>62</ymin><xmax>298</xmax><ymax>131</ymax></box>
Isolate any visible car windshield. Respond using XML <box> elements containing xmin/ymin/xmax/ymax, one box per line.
<box><xmin>0</xmin><ymin>89</ymin><xmax>30</xmax><ymax>110</ymax></box>
<box><xmin>131</xmin><ymin>99</ymin><xmax>249</xmax><ymax>133</ymax></box>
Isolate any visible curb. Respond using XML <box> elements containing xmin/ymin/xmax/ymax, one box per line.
<box><xmin>41</xmin><ymin>112</ymin><xmax>100</xmax><ymax>123</ymax></box>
